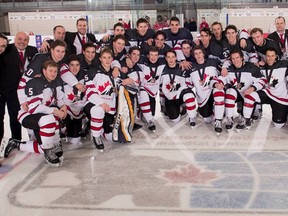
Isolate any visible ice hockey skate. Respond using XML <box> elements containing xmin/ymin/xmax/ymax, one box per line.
<box><xmin>214</xmin><ymin>119</ymin><xmax>222</xmax><ymax>135</ymax></box>
<box><xmin>93</xmin><ymin>136</ymin><xmax>104</xmax><ymax>152</ymax></box>
<box><xmin>225</xmin><ymin>117</ymin><xmax>234</xmax><ymax>132</ymax></box>
<box><xmin>43</xmin><ymin>148</ymin><xmax>61</xmax><ymax>167</ymax></box>
<box><xmin>147</xmin><ymin>120</ymin><xmax>156</xmax><ymax>132</ymax></box>
<box><xmin>53</xmin><ymin>142</ymin><xmax>63</xmax><ymax>157</ymax></box>
<box><xmin>1</xmin><ymin>138</ymin><xmax>25</xmax><ymax>158</ymax></box>
<box><xmin>189</xmin><ymin>118</ymin><xmax>196</xmax><ymax>128</ymax></box>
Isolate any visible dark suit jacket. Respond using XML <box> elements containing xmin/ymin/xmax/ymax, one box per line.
<box><xmin>64</xmin><ymin>32</ymin><xmax>97</xmax><ymax>57</ymax></box>
<box><xmin>0</xmin><ymin>44</ymin><xmax>38</xmax><ymax>95</ymax></box>
<box><xmin>268</xmin><ymin>29</ymin><xmax>288</xmax><ymax>49</ymax></box>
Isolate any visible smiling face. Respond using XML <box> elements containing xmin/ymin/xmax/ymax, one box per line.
<box><xmin>83</xmin><ymin>46</ymin><xmax>96</xmax><ymax>64</ymax></box>
<box><xmin>69</xmin><ymin>60</ymin><xmax>80</xmax><ymax>76</ymax></box>
<box><xmin>226</xmin><ymin>28</ymin><xmax>237</xmax><ymax>44</ymax></box>
<box><xmin>231</xmin><ymin>52</ymin><xmax>243</xmax><ymax>68</ymax></box>
<box><xmin>147</xmin><ymin>51</ymin><xmax>159</xmax><ymax>64</ymax></box>
<box><xmin>251</xmin><ymin>31</ymin><xmax>264</xmax><ymax>46</ymax></box>
<box><xmin>113</xmin><ymin>38</ymin><xmax>125</xmax><ymax>54</ymax></box>
<box><xmin>53</xmin><ymin>26</ymin><xmax>66</xmax><ymax>41</ymax></box>
<box><xmin>51</xmin><ymin>45</ymin><xmax>66</xmax><ymax>63</ymax></box>
<box><xmin>137</xmin><ymin>22</ymin><xmax>148</xmax><ymax>36</ymax></box>
<box><xmin>170</xmin><ymin>20</ymin><xmax>180</xmax><ymax>34</ymax></box>
<box><xmin>77</xmin><ymin>20</ymin><xmax>87</xmax><ymax>35</ymax></box>
<box><xmin>129</xmin><ymin>49</ymin><xmax>141</xmax><ymax>64</ymax></box>
<box><xmin>193</xmin><ymin>49</ymin><xmax>205</xmax><ymax>64</ymax></box>
<box><xmin>266</xmin><ymin>50</ymin><xmax>277</xmax><ymax>66</ymax></box>
<box><xmin>100</xmin><ymin>52</ymin><xmax>113</xmax><ymax>70</ymax></box>
<box><xmin>200</xmin><ymin>31</ymin><xmax>211</xmax><ymax>47</ymax></box>
<box><xmin>14</xmin><ymin>32</ymin><xmax>29</xmax><ymax>51</ymax></box>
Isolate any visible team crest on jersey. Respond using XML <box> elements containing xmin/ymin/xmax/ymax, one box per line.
<box><xmin>200</xmin><ymin>74</ymin><xmax>213</xmax><ymax>87</ymax></box>
<box><xmin>269</xmin><ymin>77</ymin><xmax>278</xmax><ymax>88</ymax></box>
<box><xmin>166</xmin><ymin>82</ymin><xmax>181</xmax><ymax>92</ymax></box>
<box><xmin>98</xmin><ymin>81</ymin><xmax>114</xmax><ymax>95</ymax></box>
<box><xmin>145</xmin><ymin>74</ymin><xmax>159</xmax><ymax>83</ymax></box>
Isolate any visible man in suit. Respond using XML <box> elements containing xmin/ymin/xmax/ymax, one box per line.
<box><xmin>0</xmin><ymin>33</ymin><xmax>8</xmax><ymax>165</ymax></box>
<box><xmin>268</xmin><ymin>16</ymin><xmax>288</xmax><ymax>60</ymax></box>
<box><xmin>65</xmin><ymin>18</ymin><xmax>98</xmax><ymax>56</ymax></box>
<box><xmin>40</xmin><ymin>25</ymin><xmax>66</xmax><ymax>53</ymax></box>
<box><xmin>0</xmin><ymin>32</ymin><xmax>38</xmax><ymax>143</ymax></box>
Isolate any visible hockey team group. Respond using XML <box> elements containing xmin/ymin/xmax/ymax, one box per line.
<box><xmin>0</xmin><ymin>15</ymin><xmax>287</xmax><ymax>167</ymax></box>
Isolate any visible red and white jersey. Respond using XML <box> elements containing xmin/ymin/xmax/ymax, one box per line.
<box><xmin>260</xmin><ymin>60</ymin><xmax>288</xmax><ymax>105</ymax></box>
<box><xmin>60</xmin><ymin>64</ymin><xmax>86</xmax><ymax>119</ymax></box>
<box><xmin>138</xmin><ymin>61</ymin><xmax>165</xmax><ymax>98</ymax></box>
<box><xmin>187</xmin><ymin>58</ymin><xmax>222</xmax><ymax>106</ymax></box>
<box><xmin>86</xmin><ymin>65</ymin><xmax>118</xmax><ymax>115</ymax></box>
<box><xmin>18</xmin><ymin>75</ymin><xmax>65</xmax><ymax>122</ymax></box>
<box><xmin>18</xmin><ymin>53</ymin><xmax>78</xmax><ymax>106</ymax></box>
<box><xmin>160</xmin><ymin>64</ymin><xmax>189</xmax><ymax>100</ymax></box>
<box><xmin>223</xmin><ymin>62</ymin><xmax>266</xmax><ymax>93</ymax></box>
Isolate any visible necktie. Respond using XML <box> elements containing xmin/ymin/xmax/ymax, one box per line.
<box><xmin>280</xmin><ymin>33</ymin><xmax>285</xmax><ymax>48</ymax></box>
<box><xmin>19</xmin><ymin>51</ymin><xmax>25</xmax><ymax>69</ymax></box>
<box><xmin>81</xmin><ymin>36</ymin><xmax>86</xmax><ymax>47</ymax></box>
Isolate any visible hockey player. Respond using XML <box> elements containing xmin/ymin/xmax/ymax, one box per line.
<box><xmin>160</xmin><ymin>50</ymin><xmax>197</xmax><ymax>127</ymax></box>
<box><xmin>18</xmin><ymin>40</ymin><xmax>85</xmax><ymax>112</ymax></box>
<box><xmin>125</xmin><ymin>18</ymin><xmax>155</xmax><ymax>48</ymax></box>
<box><xmin>224</xmin><ymin>50</ymin><xmax>266</xmax><ymax>131</ymax></box>
<box><xmin>2</xmin><ymin>60</ymin><xmax>66</xmax><ymax>166</ymax></box>
<box><xmin>77</xmin><ymin>42</ymin><xmax>100</xmax><ymax>70</ymax></box>
<box><xmin>60</xmin><ymin>55</ymin><xmax>86</xmax><ymax>144</ymax></box>
<box><xmin>194</xmin><ymin>27</ymin><xmax>225</xmax><ymax>62</ymax></box>
<box><xmin>110</xmin><ymin>34</ymin><xmax>127</xmax><ymax>62</ymax></box>
<box><xmin>140</xmin><ymin>30</ymin><xmax>171</xmax><ymax>64</ymax></box>
<box><xmin>258</xmin><ymin>47</ymin><xmax>288</xmax><ymax>128</ymax></box>
<box><xmin>137</xmin><ymin>46</ymin><xmax>166</xmax><ymax>131</ymax></box>
<box><xmin>240</xmin><ymin>27</ymin><xmax>282</xmax><ymax>66</ymax></box>
<box><xmin>85</xmin><ymin>47</ymin><xmax>119</xmax><ymax>150</ymax></box>
<box><xmin>187</xmin><ymin>47</ymin><xmax>225</xmax><ymax>134</ymax></box>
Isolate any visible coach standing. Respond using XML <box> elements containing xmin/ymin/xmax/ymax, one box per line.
<box><xmin>0</xmin><ymin>32</ymin><xmax>38</xmax><ymax>143</ymax></box>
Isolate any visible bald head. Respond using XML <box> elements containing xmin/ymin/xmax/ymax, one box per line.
<box><xmin>14</xmin><ymin>32</ymin><xmax>29</xmax><ymax>51</ymax></box>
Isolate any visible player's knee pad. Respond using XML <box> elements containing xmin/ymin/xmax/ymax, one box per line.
<box><xmin>170</xmin><ymin>115</ymin><xmax>181</xmax><ymax>123</ymax></box>
<box><xmin>39</xmin><ymin>114</ymin><xmax>56</xmax><ymax>128</ymax></box>
<box><xmin>90</xmin><ymin>105</ymin><xmax>105</xmax><ymax>119</ymax></box>
<box><xmin>203</xmin><ymin>116</ymin><xmax>213</xmax><ymax>124</ymax></box>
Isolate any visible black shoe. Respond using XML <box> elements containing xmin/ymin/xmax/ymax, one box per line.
<box><xmin>93</xmin><ymin>137</ymin><xmax>104</xmax><ymax>150</ymax></box>
<box><xmin>133</xmin><ymin>123</ymin><xmax>142</xmax><ymax>131</ymax></box>
<box><xmin>3</xmin><ymin>139</ymin><xmax>23</xmax><ymax>158</ymax></box>
<box><xmin>43</xmin><ymin>148</ymin><xmax>60</xmax><ymax>166</ymax></box>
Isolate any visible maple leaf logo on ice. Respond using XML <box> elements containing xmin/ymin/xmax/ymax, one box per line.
<box><xmin>161</xmin><ymin>164</ymin><xmax>218</xmax><ymax>185</ymax></box>
<box><xmin>67</xmin><ymin>93</ymin><xmax>74</xmax><ymax>101</ymax></box>
<box><xmin>98</xmin><ymin>81</ymin><xmax>114</xmax><ymax>95</ymax></box>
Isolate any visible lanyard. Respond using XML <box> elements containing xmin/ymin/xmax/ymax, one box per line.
<box><xmin>148</xmin><ymin>64</ymin><xmax>158</xmax><ymax>79</ymax></box>
<box><xmin>265</xmin><ymin>67</ymin><xmax>274</xmax><ymax>84</ymax></box>
<box><xmin>197</xmin><ymin>63</ymin><xmax>206</xmax><ymax>81</ymax></box>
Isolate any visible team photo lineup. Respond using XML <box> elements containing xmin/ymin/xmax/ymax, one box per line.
<box><xmin>0</xmin><ymin>15</ymin><xmax>287</xmax><ymax>167</ymax></box>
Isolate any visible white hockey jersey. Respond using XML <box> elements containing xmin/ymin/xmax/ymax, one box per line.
<box><xmin>260</xmin><ymin>60</ymin><xmax>288</xmax><ymax>105</ymax></box>
<box><xmin>187</xmin><ymin>58</ymin><xmax>222</xmax><ymax>106</ymax></box>
<box><xmin>160</xmin><ymin>64</ymin><xmax>189</xmax><ymax>100</ymax></box>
